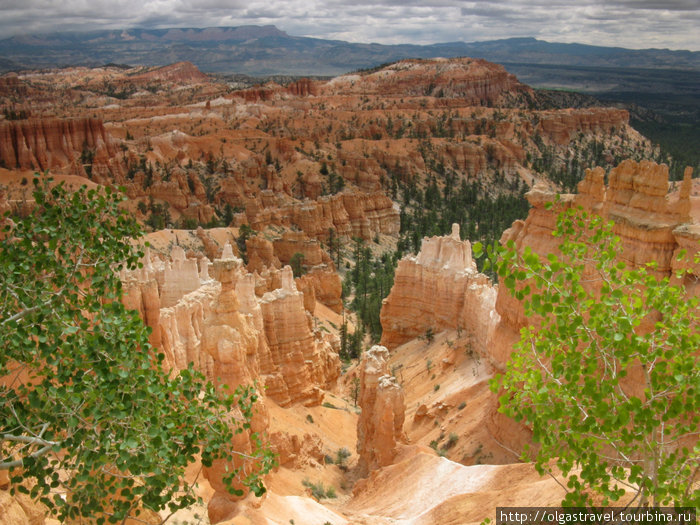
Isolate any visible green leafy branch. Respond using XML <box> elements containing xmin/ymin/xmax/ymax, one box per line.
<box><xmin>475</xmin><ymin>206</ymin><xmax>699</xmax><ymax>508</ymax></box>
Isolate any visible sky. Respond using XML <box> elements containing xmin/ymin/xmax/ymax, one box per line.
<box><xmin>0</xmin><ymin>0</ymin><xmax>698</xmax><ymax>51</ymax></box>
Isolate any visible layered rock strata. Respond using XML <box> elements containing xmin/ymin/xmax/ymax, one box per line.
<box><xmin>259</xmin><ymin>266</ymin><xmax>340</xmax><ymax>406</ymax></box>
<box><xmin>295</xmin><ymin>265</ymin><xmax>343</xmax><ymax>314</ymax></box>
<box><xmin>121</xmin><ymin>241</ymin><xmax>344</xmax><ymax>519</ymax></box>
<box><xmin>324</xmin><ymin>58</ymin><xmax>533</xmax><ymax>107</ymax></box>
<box><xmin>356</xmin><ymin>345</ymin><xmax>407</xmax><ymax>476</ymax></box>
<box><xmin>488</xmin><ymin>160</ymin><xmax>697</xmax><ymax>370</ymax></box>
<box><xmin>121</xmin><ymin>244</ymin><xmax>341</xmax><ymax>406</ymax></box>
<box><xmin>536</xmin><ymin>108</ymin><xmax>629</xmax><ymax>145</ymax></box>
<box><xmin>237</xmin><ymin>190</ymin><xmax>400</xmax><ymax>241</ymax></box>
<box><xmin>0</xmin><ymin>117</ymin><xmax>122</xmax><ymax>179</ymax></box>
<box><xmin>244</xmin><ymin>233</ymin><xmax>343</xmax><ymax>314</ymax></box>
<box><xmin>380</xmin><ymin>223</ymin><xmax>497</xmax><ymax>350</ymax></box>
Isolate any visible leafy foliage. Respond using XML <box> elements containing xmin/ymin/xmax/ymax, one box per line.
<box><xmin>482</xmin><ymin>207</ymin><xmax>699</xmax><ymax>507</ymax></box>
<box><xmin>0</xmin><ymin>176</ymin><xmax>274</xmax><ymax>523</ymax></box>
<box><xmin>302</xmin><ymin>479</ymin><xmax>336</xmax><ymax>500</ymax></box>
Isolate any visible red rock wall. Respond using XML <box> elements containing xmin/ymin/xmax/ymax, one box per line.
<box><xmin>488</xmin><ymin>160</ymin><xmax>697</xmax><ymax>370</ymax></box>
<box><xmin>239</xmin><ymin>189</ymin><xmax>399</xmax><ymax>241</ymax></box>
<box><xmin>121</xmin><ymin>246</ymin><xmax>341</xmax><ymax>408</ymax></box>
<box><xmin>0</xmin><ymin>118</ymin><xmax>120</xmax><ymax>177</ymax></box>
<box><xmin>536</xmin><ymin>108</ymin><xmax>629</xmax><ymax>145</ymax></box>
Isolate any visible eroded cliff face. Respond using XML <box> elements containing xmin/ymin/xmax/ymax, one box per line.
<box><xmin>237</xmin><ymin>190</ymin><xmax>400</xmax><ymax>241</ymax></box>
<box><xmin>296</xmin><ymin>264</ymin><xmax>343</xmax><ymax>314</ymax></box>
<box><xmin>244</xmin><ymin>231</ymin><xmax>343</xmax><ymax>314</ymax></box>
<box><xmin>120</xmin><ymin>240</ymin><xmax>344</xmax><ymax>520</ymax></box>
<box><xmin>536</xmin><ymin>107</ymin><xmax>629</xmax><ymax>145</ymax></box>
<box><xmin>259</xmin><ymin>266</ymin><xmax>340</xmax><ymax>406</ymax></box>
<box><xmin>374</xmin><ymin>160</ymin><xmax>698</xmax><ymax>477</ymax></box>
<box><xmin>322</xmin><ymin>58</ymin><xmax>534</xmax><ymax>107</ymax></box>
<box><xmin>0</xmin><ymin>118</ymin><xmax>122</xmax><ymax>179</ymax></box>
<box><xmin>122</xmin><ymin>244</ymin><xmax>341</xmax><ymax>408</ymax></box>
<box><xmin>488</xmin><ymin>160</ymin><xmax>697</xmax><ymax>371</ymax></box>
<box><xmin>356</xmin><ymin>345</ymin><xmax>407</xmax><ymax>477</ymax></box>
<box><xmin>380</xmin><ymin>223</ymin><xmax>497</xmax><ymax>350</ymax></box>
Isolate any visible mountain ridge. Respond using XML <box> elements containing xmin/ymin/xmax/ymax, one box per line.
<box><xmin>1</xmin><ymin>25</ymin><xmax>698</xmax><ymax>76</ymax></box>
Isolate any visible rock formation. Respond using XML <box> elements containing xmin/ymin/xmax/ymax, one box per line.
<box><xmin>536</xmin><ymin>108</ymin><xmax>629</xmax><ymax>145</ymax></box>
<box><xmin>272</xmin><ymin>231</ymin><xmax>331</xmax><ymax>267</ymax></box>
<box><xmin>123</xmin><ymin>245</ymin><xmax>341</xmax><ymax>407</ymax></box>
<box><xmin>128</xmin><ymin>61</ymin><xmax>209</xmax><ymax>84</ymax></box>
<box><xmin>259</xmin><ymin>266</ymin><xmax>340</xmax><ymax>406</ymax></box>
<box><xmin>237</xmin><ymin>190</ymin><xmax>400</xmax><ymax>241</ymax></box>
<box><xmin>0</xmin><ymin>74</ymin><xmax>29</xmax><ymax>98</ymax></box>
<box><xmin>0</xmin><ymin>489</ymin><xmax>46</xmax><ymax>525</ymax></box>
<box><xmin>356</xmin><ymin>345</ymin><xmax>407</xmax><ymax>476</ymax></box>
<box><xmin>0</xmin><ymin>118</ymin><xmax>122</xmax><ymax>179</ymax></box>
<box><xmin>121</xmin><ymin>249</ymin><xmax>162</xmax><ymax>347</ymax></box>
<box><xmin>124</xmin><ymin>166</ymin><xmax>217</xmax><ymax>225</ymax></box>
<box><xmin>323</xmin><ymin>58</ymin><xmax>534</xmax><ymax>107</ymax></box>
<box><xmin>244</xmin><ymin>232</ymin><xmax>343</xmax><ymax>314</ymax></box>
<box><xmin>120</xmin><ymin>241</ymin><xmax>344</xmax><ymax>521</ymax></box>
<box><xmin>245</xmin><ymin>235</ymin><xmax>280</xmax><ymax>273</ymax></box>
<box><xmin>295</xmin><ymin>264</ymin><xmax>343</xmax><ymax>314</ymax></box>
<box><xmin>380</xmin><ymin>223</ymin><xmax>497</xmax><ymax>350</ymax></box>
<box><xmin>488</xmin><ymin>160</ymin><xmax>697</xmax><ymax>370</ymax></box>
<box><xmin>158</xmin><ymin>245</ymin><xmax>201</xmax><ymax>307</ymax></box>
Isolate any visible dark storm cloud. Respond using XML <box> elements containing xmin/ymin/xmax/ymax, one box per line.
<box><xmin>0</xmin><ymin>0</ymin><xmax>697</xmax><ymax>50</ymax></box>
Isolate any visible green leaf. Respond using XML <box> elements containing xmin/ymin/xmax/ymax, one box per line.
<box><xmin>0</xmin><ymin>176</ymin><xmax>275</xmax><ymax>522</ymax></box>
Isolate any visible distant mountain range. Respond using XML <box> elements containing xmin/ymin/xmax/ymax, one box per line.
<box><xmin>0</xmin><ymin>25</ymin><xmax>698</xmax><ymax>78</ymax></box>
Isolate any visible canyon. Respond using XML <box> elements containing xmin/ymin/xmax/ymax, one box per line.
<box><xmin>0</xmin><ymin>56</ymin><xmax>697</xmax><ymax>525</ymax></box>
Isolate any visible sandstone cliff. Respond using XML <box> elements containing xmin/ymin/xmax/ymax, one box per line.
<box><xmin>323</xmin><ymin>58</ymin><xmax>534</xmax><ymax>107</ymax></box>
<box><xmin>489</xmin><ymin>160</ymin><xmax>697</xmax><ymax>370</ymax></box>
<box><xmin>244</xmin><ymin>232</ymin><xmax>343</xmax><ymax>314</ymax></box>
<box><xmin>536</xmin><ymin>107</ymin><xmax>629</xmax><ymax>145</ymax></box>
<box><xmin>356</xmin><ymin>345</ymin><xmax>407</xmax><ymax>477</ymax></box>
<box><xmin>123</xmin><ymin>244</ymin><xmax>341</xmax><ymax>408</ymax></box>
<box><xmin>259</xmin><ymin>266</ymin><xmax>340</xmax><ymax>406</ymax></box>
<box><xmin>0</xmin><ymin>118</ymin><xmax>122</xmax><ymax>179</ymax></box>
<box><xmin>380</xmin><ymin>223</ymin><xmax>497</xmax><ymax>350</ymax></box>
<box><xmin>237</xmin><ymin>189</ymin><xmax>400</xmax><ymax>241</ymax></box>
<box><xmin>120</xmin><ymin>241</ymin><xmax>344</xmax><ymax>520</ymax></box>
<box><xmin>296</xmin><ymin>264</ymin><xmax>343</xmax><ymax>314</ymax></box>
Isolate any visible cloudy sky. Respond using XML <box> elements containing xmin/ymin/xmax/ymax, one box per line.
<box><xmin>1</xmin><ymin>0</ymin><xmax>698</xmax><ymax>51</ymax></box>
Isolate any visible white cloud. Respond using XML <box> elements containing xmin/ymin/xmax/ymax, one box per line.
<box><xmin>0</xmin><ymin>0</ymin><xmax>697</xmax><ymax>50</ymax></box>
